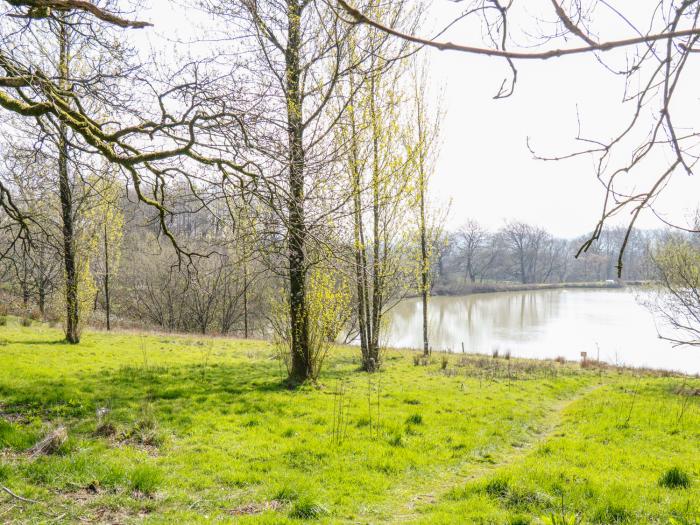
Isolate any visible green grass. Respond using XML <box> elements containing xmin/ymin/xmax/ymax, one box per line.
<box><xmin>0</xmin><ymin>317</ymin><xmax>699</xmax><ymax>523</ymax></box>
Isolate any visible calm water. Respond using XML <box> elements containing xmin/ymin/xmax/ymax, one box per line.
<box><xmin>382</xmin><ymin>289</ymin><xmax>700</xmax><ymax>374</ymax></box>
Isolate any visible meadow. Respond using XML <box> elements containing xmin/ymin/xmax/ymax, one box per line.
<box><xmin>0</xmin><ymin>318</ymin><xmax>699</xmax><ymax>524</ymax></box>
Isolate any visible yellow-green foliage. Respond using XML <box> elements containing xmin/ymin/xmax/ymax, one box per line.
<box><xmin>270</xmin><ymin>264</ymin><xmax>350</xmax><ymax>380</ymax></box>
<box><xmin>655</xmin><ymin>239</ymin><xmax>700</xmax><ymax>288</ymax></box>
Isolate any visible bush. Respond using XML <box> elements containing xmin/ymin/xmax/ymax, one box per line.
<box><xmin>0</xmin><ymin>316</ymin><xmax>6</xmax><ymax>326</ymax></box>
<box><xmin>19</xmin><ymin>317</ymin><xmax>32</xmax><ymax>327</ymax></box>
<box><xmin>659</xmin><ymin>467</ymin><xmax>691</xmax><ymax>489</ymax></box>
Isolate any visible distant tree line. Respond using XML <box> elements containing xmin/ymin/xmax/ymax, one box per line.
<box><xmin>432</xmin><ymin>220</ymin><xmax>661</xmax><ymax>294</ymax></box>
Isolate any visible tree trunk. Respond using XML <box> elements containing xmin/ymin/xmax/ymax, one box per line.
<box><xmin>103</xmin><ymin>223</ymin><xmax>111</xmax><ymax>330</ymax></box>
<box><xmin>242</xmin><ymin>260</ymin><xmax>249</xmax><ymax>339</ymax></box>
<box><xmin>368</xmin><ymin>74</ymin><xmax>381</xmax><ymax>370</ymax></box>
<box><xmin>348</xmin><ymin>74</ymin><xmax>373</xmax><ymax>371</ymax></box>
<box><xmin>38</xmin><ymin>280</ymin><xmax>46</xmax><ymax>317</ymax></box>
<box><xmin>417</xmin><ymin>97</ymin><xmax>430</xmax><ymax>357</ymax></box>
<box><xmin>58</xmin><ymin>21</ymin><xmax>79</xmax><ymax>344</ymax></box>
<box><xmin>286</xmin><ymin>0</ymin><xmax>310</xmax><ymax>383</ymax></box>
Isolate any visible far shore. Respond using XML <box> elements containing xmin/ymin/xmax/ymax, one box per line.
<box><xmin>427</xmin><ymin>279</ymin><xmax>651</xmax><ymax>297</ymax></box>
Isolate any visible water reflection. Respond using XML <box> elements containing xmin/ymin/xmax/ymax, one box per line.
<box><xmin>381</xmin><ymin>289</ymin><xmax>700</xmax><ymax>374</ymax></box>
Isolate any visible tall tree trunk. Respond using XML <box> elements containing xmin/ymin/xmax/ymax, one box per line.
<box><xmin>58</xmin><ymin>20</ymin><xmax>79</xmax><ymax>344</ymax></box>
<box><xmin>347</xmin><ymin>72</ymin><xmax>371</xmax><ymax>370</ymax></box>
<box><xmin>417</xmin><ymin>98</ymin><xmax>430</xmax><ymax>357</ymax></box>
<box><xmin>38</xmin><ymin>279</ymin><xmax>46</xmax><ymax>317</ymax></box>
<box><xmin>242</xmin><ymin>259</ymin><xmax>249</xmax><ymax>339</ymax></box>
<box><xmin>103</xmin><ymin>223</ymin><xmax>111</xmax><ymax>330</ymax></box>
<box><xmin>286</xmin><ymin>0</ymin><xmax>310</xmax><ymax>382</ymax></box>
<box><xmin>368</xmin><ymin>74</ymin><xmax>381</xmax><ymax>370</ymax></box>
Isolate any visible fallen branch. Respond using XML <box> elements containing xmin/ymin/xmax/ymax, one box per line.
<box><xmin>1</xmin><ymin>484</ymin><xmax>40</xmax><ymax>504</ymax></box>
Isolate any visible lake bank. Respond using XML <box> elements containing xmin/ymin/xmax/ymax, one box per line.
<box><xmin>429</xmin><ymin>280</ymin><xmax>650</xmax><ymax>297</ymax></box>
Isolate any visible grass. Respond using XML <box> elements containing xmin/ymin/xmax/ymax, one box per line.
<box><xmin>0</xmin><ymin>317</ymin><xmax>698</xmax><ymax>523</ymax></box>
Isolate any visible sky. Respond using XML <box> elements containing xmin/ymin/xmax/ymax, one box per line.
<box><xmin>424</xmin><ymin>1</ymin><xmax>700</xmax><ymax>237</ymax></box>
<box><xmin>137</xmin><ymin>0</ymin><xmax>700</xmax><ymax>239</ymax></box>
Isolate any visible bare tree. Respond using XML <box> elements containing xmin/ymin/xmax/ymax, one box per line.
<box><xmin>457</xmin><ymin>219</ymin><xmax>492</xmax><ymax>283</ymax></box>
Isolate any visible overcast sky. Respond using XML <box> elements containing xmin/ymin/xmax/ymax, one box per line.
<box><xmin>139</xmin><ymin>0</ymin><xmax>700</xmax><ymax>239</ymax></box>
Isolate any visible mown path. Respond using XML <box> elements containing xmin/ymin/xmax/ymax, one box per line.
<box><xmin>359</xmin><ymin>383</ymin><xmax>606</xmax><ymax>524</ymax></box>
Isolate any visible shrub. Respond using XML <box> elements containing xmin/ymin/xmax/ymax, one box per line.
<box><xmin>0</xmin><ymin>316</ymin><xmax>6</xmax><ymax>326</ymax></box>
<box><xmin>492</xmin><ymin>348</ymin><xmax>500</xmax><ymax>359</ymax></box>
<box><xmin>19</xmin><ymin>317</ymin><xmax>32</xmax><ymax>327</ymax></box>
<box><xmin>659</xmin><ymin>467</ymin><xmax>691</xmax><ymax>489</ymax></box>
<box><xmin>289</xmin><ymin>494</ymin><xmax>329</xmax><ymax>519</ymax></box>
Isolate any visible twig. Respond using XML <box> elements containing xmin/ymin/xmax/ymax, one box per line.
<box><xmin>1</xmin><ymin>484</ymin><xmax>40</xmax><ymax>504</ymax></box>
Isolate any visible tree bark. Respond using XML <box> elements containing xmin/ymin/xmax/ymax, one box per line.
<box><xmin>368</xmin><ymin>73</ymin><xmax>382</xmax><ymax>370</ymax></box>
<box><xmin>58</xmin><ymin>19</ymin><xmax>79</xmax><ymax>344</ymax></box>
<box><xmin>417</xmin><ymin>96</ymin><xmax>429</xmax><ymax>356</ymax></box>
<box><xmin>286</xmin><ymin>0</ymin><xmax>310</xmax><ymax>382</ymax></box>
<box><xmin>242</xmin><ymin>259</ymin><xmax>249</xmax><ymax>339</ymax></box>
<box><xmin>103</xmin><ymin>223</ymin><xmax>111</xmax><ymax>330</ymax></box>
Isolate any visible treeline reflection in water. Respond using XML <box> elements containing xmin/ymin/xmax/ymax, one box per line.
<box><xmin>381</xmin><ymin>289</ymin><xmax>700</xmax><ymax>374</ymax></box>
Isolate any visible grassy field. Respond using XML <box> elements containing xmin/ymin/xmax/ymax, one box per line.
<box><xmin>0</xmin><ymin>318</ymin><xmax>699</xmax><ymax>524</ymax></box>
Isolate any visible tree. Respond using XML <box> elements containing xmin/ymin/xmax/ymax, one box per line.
<box><xmin>407</xmin><ymin>63</ymin><xmax>441</xmax><ymax>357</ymax></box>
<box><xmin>335</xmin><ymin>0</ymin><xmax>421</xmax><ymax>371</ymax></box>
<box><xmin>86</xmin><ymin>173</ymin><xmax>123</xmax><ymax>330</ymax></box>
<box><xmin>648</xmin><ymin>237</ymin><xmax>700</xmax><ymax>346</ymax></box>
<box><xmin>500</xmin><ymin>222</ymin><xmax>551</xmax><ymax>285</ymax></box>
<box><xmin>457</xmin><ymin>220</ymin><xmax>491</xmax><ymax>283</ymax></box>
<box><xmin>203</xmin><ymin>0</ymin><xmax>365</xmax><ymax>381</ymax></box>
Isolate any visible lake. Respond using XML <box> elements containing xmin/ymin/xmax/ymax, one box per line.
<box><xmin>382</xmin><ymin>288</ymin><xmax>700</xmax><ymax>375</ymax></box>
